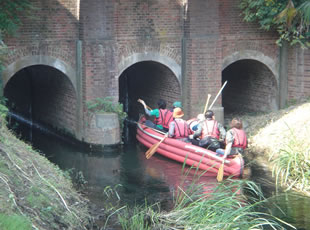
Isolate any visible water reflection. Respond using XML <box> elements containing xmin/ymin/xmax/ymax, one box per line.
<box><xmin>8</xmin><ymin>116</ymin><xmax>310</xmax><ymax>230</ymax></box>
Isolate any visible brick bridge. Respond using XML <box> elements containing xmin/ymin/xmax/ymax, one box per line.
<box><xmin>1</xmin><ymin>0</ymin><xmax>309</xmax><ymax>145</ymax></box>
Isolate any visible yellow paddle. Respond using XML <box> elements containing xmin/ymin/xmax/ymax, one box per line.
<box><xmin>217</xmin><ymin>160</ymin><xmax>224</xmax><ymax>182</ymax></box>
<box><xmin>145</xmin><ymin>134</ymin><xmax>168</xmax><ymax>159</ymax></box>
<box><xmin>203</xmin><ymin>94</ymin><xmax>211</xmax><ymax>114</ymax></box>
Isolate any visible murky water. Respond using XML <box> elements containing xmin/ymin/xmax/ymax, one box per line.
<box><xmin>8</xmin><ymin>116</ymin><xmax>310</xmax><ymax>230</ymax></box>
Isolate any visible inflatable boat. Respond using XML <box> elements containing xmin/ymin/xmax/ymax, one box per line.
<box><xmin>136</xmin><ymin>116</ymin><xmax>244</xmax><ymax>178</ymax></box>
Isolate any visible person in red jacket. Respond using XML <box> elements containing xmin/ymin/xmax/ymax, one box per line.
<box><xmin>168</xmin><ymin>107</ymin><xmax>190</xmax><ymax>142</ymax></box>
<box><xmin>189</xmin><ymin>110</ymin><xmax>226</xmax><ymax>151</ymax></box>
<box><xmin>216</xmin><ymin>117</ymin><xmax>247</xmax><ymax>158</ymax></box>
<box><xmin>138</xmin><ymin>98</ymin><xmax>167</xmax><ymax>131</ymax></box>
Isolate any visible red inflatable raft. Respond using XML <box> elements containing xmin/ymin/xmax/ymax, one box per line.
<box><xmin>136</xmin><ymin>116</ymin><xmax>244</xmax><ymax>178</ymax></box>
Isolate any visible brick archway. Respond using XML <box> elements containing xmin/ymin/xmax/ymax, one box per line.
<box><xmin>222</xmin><ymin>50</ymin><xmax>278</xmax><ymax>85</ymax></box>
<box><xmin>2</xmin><ymin>55</ymin><xmax>77</xmax><ymax>93</ymax></box>
<box><xmin>117</xmin><ymin>52</ymin><xmax>182</xmax><ymax>88</ymax></box>
<box><xmin>2</xmin><ymin>55</ymin><xmax>84</xmax><ymax>140</ymax></box>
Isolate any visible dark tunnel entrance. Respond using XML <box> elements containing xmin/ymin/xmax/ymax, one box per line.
<box><xmin>4</xmin><ymin>65</ymin><xmax>77</xmax><ymax>139</ymax></box>
<box><xmin>222</xmin><ymin>59</ymin><xmax>278</xmax><ymax>116</ymax></box>
<box><xmin>119</xmin><ymin>61</ymin><xmax>181</xmax><ymax>142</ymax></box>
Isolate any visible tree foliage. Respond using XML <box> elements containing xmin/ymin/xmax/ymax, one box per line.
<box><xmin>0</xmin><ymin>0</ymin><xmax>32</xmax><ymax>115</ymax></box>
<box><xmin>0</xmin><ymin>0</ymin><xmax>33</xmax><ymax>37</ymax></box>
<box><xmin>240</xmin><ymin>0</ymin><xmax>310</xmax><ymax>48</ymax></box>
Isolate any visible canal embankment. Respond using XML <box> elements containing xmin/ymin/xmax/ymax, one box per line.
<box><xmin>0</xmin><ymin>118</ymin><xmax>90</xmax><ymax>230</ymax></box>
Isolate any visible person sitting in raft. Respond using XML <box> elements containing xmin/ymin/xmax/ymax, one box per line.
<box><xmin>215</xmin><ymin>117</ymin><xmax>247</xmax><ymax>158</ymax></box>
<box><xmin>168</xmin><ymin>107</ymin><xmax>190</xmax><ymax>142</ymax></box>
<box><xmin>162</xmin><ymin>101</ymin><xmax>183</xmax><ymax>131</ymax></box>
<box><xmin>138</xmin><ymin>98</ymin><xmax>168</xmax><ymax>131</ymax></box>
<box><xmin>189</xmin><ymin>110</ymin><xmax>226</xmax><ymax>151</ymax></box>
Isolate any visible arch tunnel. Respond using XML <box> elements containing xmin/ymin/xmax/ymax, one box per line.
<box><xmin>4</xmin><ymin>65</ymin><xmax>78</xmax><ymax>139</ymax></box>
<box><xmin>119</xmin><ymin>61</ymin><xmax>182</xmax><ymax>122</ymax></box>
<box><xmin>119</xmin><ymin>61</ymin><xmax>181</xmax><ymax>142</ymax></box>
<box><xmin>222</xmin><ymin>59</ymin><xmax>278</xmax><ymax>116</ymax></box>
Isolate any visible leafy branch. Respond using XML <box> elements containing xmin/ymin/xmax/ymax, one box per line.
<box><xmin>240</xmin><ymin>0</ymin><xmax>310</xmax><ymax>48</ymax></box>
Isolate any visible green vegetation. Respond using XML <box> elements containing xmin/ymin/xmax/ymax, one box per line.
<box><xmin>0</xmin><ymin>0</ymin><xmax>33</xmax><ymax>123</ymax></box>
<box><xmin>243</xmin><ymin>102</ymin><xmax>310</xmax><ymax>194</ymax></box>
<box><xmin>0</xmin><ymin>97</ymin><xmax>8</xmax><ymax>121</ymax></box>
<box><xmin>115</xmin><ymin>178</ymin><xmax>292</xmax><ymax>229</ymax></box>
<box><xmin>0</xmin><ymin>0</ymin><xmax>33</xmax><ymax>37</ymax></box>
<box><xmin>0</xmin><ymin>118</ymin><xmax>90</xmax><ymax>229</ymax></box>
<box><xmin>0</xmin><ymin>214</ymin><xmax>32</xmax><ymax>230</ymax></box>
<box><xmin>270</xmin><ymin>126</ymin><xmax>310</xmax><ymax>192</ymax></box>
<box><xmin>240</xmin><ymin>0</ymin><xmax>310</xmax><ymax>48</ymax></box>
<box><xmin>86</xmin><ymin>96</ymin><xmax>127</xmax><ymax>131</ymax></box>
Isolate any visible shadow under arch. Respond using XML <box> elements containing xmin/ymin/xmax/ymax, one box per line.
<box><xmin>222</xmin><ymin>50</ymin><xmax>278</xmax><ymax>85</ymax></box>
<box><xmin>117</xmin><ymin>52</ymin><xmax>182</xmax><ymax>89</ymax></box>
<box><xmin>2</xmin><ymin>55</ymin><xmax>77</xmax><ymax>93</ymax></box>
<box><xmin>222</xmin><ymin>51</ymin><xmax>279</xmax><ymax>114</ymax></box>
<box><xmin>2</xmin><ymin>55</ymin><xmax>83</xmax><ymax>140</ymax></box>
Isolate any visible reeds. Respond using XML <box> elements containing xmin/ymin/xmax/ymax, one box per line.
<box><xmin>270</xmin><ymin>126</ymin><xmax>310</xmax><ymax>193</ymax></box>
<box><xmin>115</xmin><ymin>165</ymin><xmax>293</xmax><ymax>230</ymax></box>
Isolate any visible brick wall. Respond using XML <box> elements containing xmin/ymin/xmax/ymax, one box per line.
<box><xmin>2</xmin><ymin>0</ymin><xmax>310</xmax><ymax>144</ymax></box>
<box><xmin>288</xmin><ymin>47</ymin><xmax>310</xmax><ymax>102</ymax></box>
<box><xmin>3</xmin><ymin>0</ymin><xmax>79</xmax><ymax>136</ymax></box>
<box><xmin>219</xmin><ymin>0</ymin><xmax>280</xmax><ymax>113</ymax></box>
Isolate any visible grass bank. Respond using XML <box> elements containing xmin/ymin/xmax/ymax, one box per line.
<box><xmin>240</xmin><ymin>101</ymin><xmax>310</xmax><ymax>195</ymax></box>
<box><xmin>0</xmin><ymin>118</ymin><xmax>90</xmax><ymax>230</ymax></box>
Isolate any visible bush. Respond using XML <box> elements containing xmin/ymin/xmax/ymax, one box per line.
<box><xmin>86</xmin><ymin>97</ymin><xmax>127</xmax><ymax>131</ymax></box>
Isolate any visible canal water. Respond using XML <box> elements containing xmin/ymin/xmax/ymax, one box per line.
<box><xmin>9</xmin><ymin>116</ymin><xmax>310</xmax><ymax>230</ymax></box>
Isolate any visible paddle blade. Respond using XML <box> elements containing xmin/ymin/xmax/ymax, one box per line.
<box><xmin>145</xmin><ymin>135</ymin><xmax>167</xmax><ymax>159</ymax></box>
<box><xmin>146</xmin><ymin>142</ymin><xmax>161</xmax><ymax>159</ymax></box>
<box><xmin>217</xmin><ymin>161</ymin><xmax>224</xmax><ymax>182</ymax></box>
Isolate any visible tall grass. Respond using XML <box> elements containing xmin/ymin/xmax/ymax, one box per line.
<box><xmin>270</xmin><ymin>127</ymin><xmax>310</xmax><ymax>193</ymax></box>
<box><xmin>116</xmin><ymin>166</ymin><xmax>294</xmax><ymax>230</ymax></box>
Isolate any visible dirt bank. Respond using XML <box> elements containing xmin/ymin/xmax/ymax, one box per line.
<box><xmin>0</xmin><ymin>119</ymin><xmax>90</xmax><ymax>230</ymax></box>
<box><xmin>239</xmin><ymin>101</ymin><xmax>310</xmax><ymax>194</ymax></box>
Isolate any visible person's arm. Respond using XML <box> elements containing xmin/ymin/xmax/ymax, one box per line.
<box><xmin>223</xmin><ymin>129</ymin><xmax>234</xmax><ymax>158</ymax></box>
<box><xmin>218</xmin><ymin>123</ymin><xmax>226</xmax><ymax>141</ymax></box>
<box><xmin>168</xmin><ymin>121</ymin><xmax>175</xmax><ymax>138</ymax></box>
<box><xmin>223</xmin><ymin>142</ymin><xmax>232</xmax><ymax>159</ymax></box>
<box><xmin>137</xmin><ymin>99</ymin><xmax>157</xmax><ymax>117</ymax></box>
<box><xmin>137</xmin><ymin>99</ymin><xmax>147</xmax><ymax>109</ymax></box>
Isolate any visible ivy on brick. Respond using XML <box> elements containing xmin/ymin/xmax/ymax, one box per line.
<box><xmin>0</xmin><ymin>0</ymin><xmax>33</xmax><ymax>37</ymax></box>
<box><xmin>240</xmin><ymin>0</ymin><xmax>310</xmax><ymax>48</ymax></box>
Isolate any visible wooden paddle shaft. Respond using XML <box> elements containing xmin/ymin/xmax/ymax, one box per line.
<box><xmin>203</xmin><ymin>94</ymin><xmax>211</xmax><ymax>114</ymax></box>
<box><xmin>209</xmin><ymin>81</ymin><xmax>227</xmax><ymax>110</ymax></box>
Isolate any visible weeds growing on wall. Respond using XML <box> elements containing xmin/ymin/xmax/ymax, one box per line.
<box><xmin>86</xmin><ymin>97</ymin><xmax>127</xmax><ymax>132</ymax></box>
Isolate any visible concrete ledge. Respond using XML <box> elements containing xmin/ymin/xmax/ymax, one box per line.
<box><xmin>85</xmin><ymin>113</ymin><xmax>121</xmax><ymax>146</ymax></box>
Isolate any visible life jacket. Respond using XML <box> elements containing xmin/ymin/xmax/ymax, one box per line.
<box><xmin>231</xmin><ymin>128</ymin><xmax>247</xmax><ymax>149</ymax></box>
<box><xmin>162</xmin><ymin>109</ymin><xmax>174</xmax><ymax>129</ymax></box>
<box><xmin>154</xmin><ymin>109</ymin><xmax>167</xmax><ymax>127</ymax></box>
<box><xmin>173</xmin><ymin>119</ymin><xmax>189</xmax><ymax>139</ymax></box>
<box><xmin>187</xmin><ymin>118</ymin><xmax>199</xmax><ymax>134</ymax></box>
<box><xmin>201</xmin><ymin>120</ymin><xmax>220</xmax><ymax>139</ymax></box>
